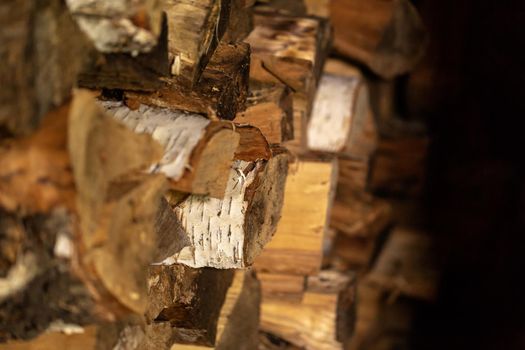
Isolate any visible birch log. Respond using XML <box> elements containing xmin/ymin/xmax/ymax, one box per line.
<box><xmin>163</xmin><ymin>152</ymin><xmax>289</xmax><ymax>269</ymax></box>
<box><xmin>66</xmin><ymin>0</ymin><xmax>163</xmax><ymax>54</ymax></box>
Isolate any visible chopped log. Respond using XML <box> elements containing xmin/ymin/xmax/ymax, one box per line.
<box><xmin>171</xmin><ymin>270</ymin><xmax>261</xmax><ymax>350</ymax></box>
<box><xmin>77</xmin><ymin>15</ymin><xmax>170</xmax><ymax>92</ymax></box>
<box><xmin>0</xmin><ymin>0</ymin><xmax>92</xmax><ymax>135</ymax></box>
<box><xmin>235</xmin><ymin>81</ymin><xmax>294</xmax><ymax>145</ymax></box>
<box><xmin>163</xmin><ymin>152</ymin><xmax>289</xmax><ymax>268</ymax></box>
<box><xmin>331</xmin><ymin>234</ymin><xmax>378</xmax><ymax>272</ymax></box>
<box><xmin>164</xmin><ymin>0</ymin><xmax>232</xmax><ymax>85</ymax></box>
<box><xmin>258</xmin><ymin>332</ymin><xmax>303</xmax><ymax>350</ymax></box>
<box><xmin>124</xmin><ymin>42</ymin><xmax>250</xmax><ymax>120</ymax></box>
<box><xmin>366</xmin><ymin>228</ymin><xmax>439</xmax><ymax>301</ymax></box>
<box><xmin>66</xmin><ymin>0</ymin><xmax>163</xmax><ymax>53</ymax></box>
<box><xmin>254</xmin><ymin>158</ymin><xmax>338</xmax><ymax>275</ymax></box>
<box><xmin>307</xmin><ymin>73</ymin><xmax>369</xmax><ymax>154</ymax></box>
<box><xmin>141</xmin><ymin>264</ymin><xmax>234</xmax><ymax>348</ymax></box>
<box><xmin>330</xmin><ymin>0</ymin><xmax>427</xmax><ymax>78</ymax></box>
<box><xmin>100</xmin><ymin>101</ymin><xmax>240</xmax><ymax>198</ymax></box>
<box><xmin>246</xmin><ymin>12</ymin><xmax>331</xmax><ymax>151</ymax></box>
<box><xmin>153</xmin><ymin>198</ymin><xmax>190</xmax><ymax>263</ymax></box>
<box><xmin>260</xmin><ymin>270</ymin><xmax>356</xmax><ymax>350</ymax></box>
<box><xmin>223</xmin><ymin>0</ymin><xmax>254</xmax><ymax>43</ymax></box>
<box><xmin>253</xmin><ymin>0</ymin><xmax>307</xmax><ymax>15</ymax></box>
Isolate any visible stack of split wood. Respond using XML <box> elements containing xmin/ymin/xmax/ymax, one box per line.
<box><xmin>0</xmin><ymin>1</ymin><xmax>438</xmax><ymax>350</ymax></box>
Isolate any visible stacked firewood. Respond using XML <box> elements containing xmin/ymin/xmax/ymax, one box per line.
<box><xmin>0</xmin><ymin>1</ymin><xmax>438</xmax><ymax>350</ymax></box>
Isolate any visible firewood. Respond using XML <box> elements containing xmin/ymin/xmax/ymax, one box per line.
<box><xmin>0</xmin><ymin>0</ymin><xmax>92</xmax><ymax>135</ymax></box>
<box><xmin>235</xmin><ymin>81</ymin><xmax>294</xmax><ymax>145</ymax></box>
<box><xmin>260</xmin><ymin>270</ymin><xmax>356</xmax><ymax>350</ymax></box>
<box><xmin>254</xmin><ymin>158</ymin><xmax>338</xmax><ymax>275</ymax></box>
<box><xmin>77</xmin><ymin>16</ymin><xmax>170</xmax><ymax>92</ymax></box>
<box><xmin>223</xmin><ymin>0</ymin><xmax>254</xmax><ymax>43</ymax></box>
<box><xmin>66</xmin><ymin>0</ymin><xmax>163</xmax><ymax>54</ymax></box>
<box><xmin>258</xmin><ymin>273</ymin><xmax>305</xmax><ymax>302</ymax></box>
<box><xmin>171</xmin><ymin>270</ymin><xmax>261</xmax><ymax>350</ymax></box>
<box><xmin>164</xmin><ymin>0</ymin><xmax>232</xmax><ymax>85</ymax></box>
<box><xmin>100</xmin><ymin>101</ymin><xmax>240</xmax><ymax>198</ymax></box>
<box><xmin>307</xmin><ymin>73</ymin><xmax>370</xmax><ymax>154</ymax></box>
<box><xmin>140</xmin><ymin>264</ymin><xmax>234</xmax><ymax>349</ymax></box>
<box><xmin>246</xmin><ymin>12</ymin><xmax>331</xmax><ymax>151</ymax></box>
<box><xmin>162</xmin><ymin>151</ymin><xmax>289</xmax><ymax>269</ymax></box>
<box><xmin>253</xmin><ymin>0</ymin><xmax>307</xmax><ymax>15</ymax></box>
<box><xmin>124</xmin><ymin>41</ymin><xmax>250</xmax><ymax>120</ymax></box>
<box><xmin>330</xmin><ymin>0</ymin><xmax>427</xmax><ymax>78</ymax></box>
<box><xmin>258</xmin><ymin>332</ymin><xmax>303</xmax><ymax>350</ymax></box>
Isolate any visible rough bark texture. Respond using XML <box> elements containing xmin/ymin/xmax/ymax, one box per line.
<box><xmin>164</xmin><ymin>0</ymin><xmax>232</xmax><ymax>85</ymax></box>
<box><xmin>125</xmin><ymin>42</ymin><xmax>250</xmax><ymax>120</ymax></box>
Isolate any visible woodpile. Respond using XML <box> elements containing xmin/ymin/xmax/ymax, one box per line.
<box><xmin>0</xmin><ymin>1</ymin><xmax>439</xmax><ymax>350</ymax></box>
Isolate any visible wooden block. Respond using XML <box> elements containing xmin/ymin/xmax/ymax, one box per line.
<box><xmin>254</xmin><ymin>158</ymin><xmax>338</xmax><ymax>275</ymax></box>
<box><xmin>260</xmin><ymin>270</ymin><xmax>356</xmax><ymax>350</ymax></box>
<box><xmin>66</xmin><ymin>0</ymin><xmax>163</xmax><ymax>53</ymax></box>
<box><xmin>164</xmin><ymin>0</ymin><xmax>232</xmax><ymax>85</ymax></box>
<box><xmin>170</xmin><ymin>270</ymin><xmax>261</xmax><ymax>350</ymax></box>
<box><xmin>330</xmin><ymin>0</ymin><xmax>427</xmax><ymax>78</ymax></box>
<box><xmin>163</xmin><ymin>152</ymin><xmax>289</xmax><ymax>269</ymax></box>
<box><xmin>124</xmin><ymin>42</ymin><xmax>250</xmax><ymax>120</ymax></box>
<box><xmin>246</xmin><ymin>12</ymin><xmax>331</xmax><ymax>151</ymax></box>
<box><xmin>235</xmin><ymin>81</ymin><xmax>294</xmax><ymax>145</ymax></box>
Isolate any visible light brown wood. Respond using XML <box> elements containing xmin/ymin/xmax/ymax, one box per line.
<box><xmin>254</xmin><ymin>158</ymin><xmax>338</xmax><ymax>275</ymax></box>
<box><xmin>164</xmin><ymin>152</ymin><xmax>289</xmax><ymax>269</ymax></box>
<box><xmin>246</xmin><ymin>12</ymin><xmax>331</xmax><ymax>151</ymax></box>
<box><xmin>260</xmin><ymin>270</ymin><xmax>356</xmax><ymax>350</ymax></box>
<box><xmin>258</xmin><ymin>273</ymin><xmax>306</xmax><ymax>301</ymax></box>
<box><xmin>235</xmin><ymin>81</ymin><xmax>294</xmax><ymax>145</ymax></box>
<box><xmin>164</xmin><ymin>0</ymin><xmax>232</xmax><ymax>85</ymax></box>
<box><xmin>330</xmin><ymin>0</ymin><xmax>427</xmax><ymax>78</ymax></box>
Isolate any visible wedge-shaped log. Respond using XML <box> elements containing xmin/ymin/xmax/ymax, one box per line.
<box><xmin>223</xmin><ymin>0</ymin><xmax>254</xmax><ymax>43</ymax></box>
<box><xmin>165</xmin><ymin>0</ymin><xmax>232</xmax><ymax>85</ymax></box>
<box><xmin>163</xmin><ymin>152</ymin><xmax>288</xmax><ymax>269</ymax></box>
<box><xmin>246</xmin><ymin>12</ymin><xmax>331</xmax><ymax>151</ymax></box>
<box><xmin>171</xmin><ymin>270</ymin><xmax>261</xmax><ymax>350</ymax></box>
<box><xmin>235</xmin><ymin>80</ymin><xmax>294</xmax><ymax>144</ymax></box>
<box><xmin>254</xmin><ymin>158</ymin><xmax>338</xmax><ymax>275</ymax></box>
<box><xmin>260</xmin><ymin>270</ymin><xmax>356</xmax><ymax>350</ymax></box>
<box><xmin>331</xmin><ymin>0</ymin><xmax>427</xmax><ymax>78</ymax></box>
<box><xmin>125</xmin><ymin>42</ymin><xmax>250</xmax><ymax>120</ymax></box>
<box><xmin>66</xmin><ymin>0</ymin><xmax>163</xmax><ymax>53</ymax></box>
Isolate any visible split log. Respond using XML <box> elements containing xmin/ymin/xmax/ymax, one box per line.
<box><xmin>254</xmin><ymin>158</ymin><xmax>338</xmax><ymax>275</ymax></box>
<box><xmin>0</xmin><ymin>0</ymin><xmax>92</xmax><ymax>135</ymax></box>
<box><xmin>258</xmin><ymin>332</ymin><xmax>303</xmax><ymax>350</ymax></box>
<box><xmin>101</xmin><ymin>101</ymin><xmax>239</xmax><ymax>198</ymax></box>
<box><xmin>330</xmin><ymin>0</ymin><xmax>427</xmax><ymax>78</ymax></box>
<box><xmin>77</xmin><ymin>15</ymin><xmax>170</xmax><ymax>92</ymax></box>
<box><xmin>164</xmin><ymin>0</ymin><xmax>232</xmax><ymax>85</ymax></box>
<box><xmin>253</xmin><ymin>0</ymin><xmax>307</xmax><ymax>15</ymax></box>
<box><xmin>140</xmin><ymin>265</ymin><xmax>234</xmax><ymax>349</ymax></box>
<box><xmin>223</xmin><ymin>0</ymin><xmax>254</xmax><ymax>43</ymax></box>
<box><xmin>258</xmin><ymin>273</ymin><xmax>305</xmax><ymax>302</ymax></box>
<box><xmin>307</xmin><ymin>73</ymin><xmax>370</xmax><ymax>154</ymax></box>
<box><xmin>235</xmin><ymin>81</ymin><xmax>294</xmax><ymax>144</ymax></box>
<box><xmin>66</xmin><ymin>0</ymin><xmax>163</xmax><ymax>54</ymax></box>
<box><xmin>246</xmin><ymin>12</ymin><xmax>331</xmax><ymax>151</ymax></box>
<box><xmin>162</xmin><ymin>151</ymin><xmax>289</xmax><ymax>268</ymax></box>
<box><xmin>124</xmin><ymin>41</ymin><xmax>250</xmax><ymax>120</ymax></box>
<box><xmin>0</xmin><ymin>91</ymin><xmax>179</xmax><ymax>342</ymax></box>
<box><xmin>171</xmin><ymin>270</ymin><xmax>261</xmax><ymax>350</ymax></box>
<box><xmin>260</xmin><ymin>270</ymin><xmax>356</xmax><ymax>350</ymax></box>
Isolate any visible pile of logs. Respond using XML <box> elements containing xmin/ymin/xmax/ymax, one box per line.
<box><xmin>0</xmin><ymin>0</ymin><xmax>438</xmax><ymax>349</ymax></box>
